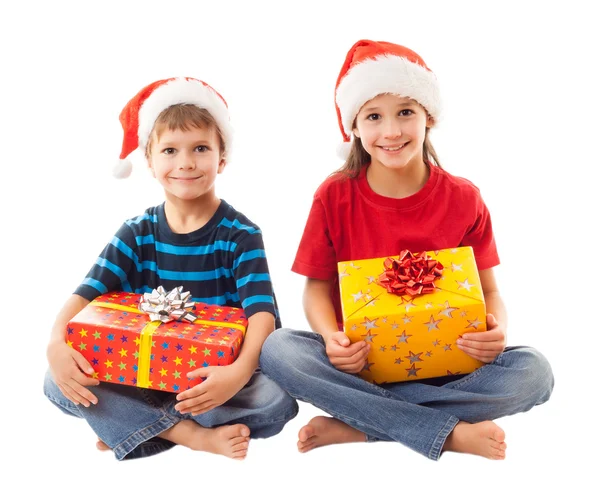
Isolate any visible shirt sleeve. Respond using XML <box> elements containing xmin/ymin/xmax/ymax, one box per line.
<box><xmin>460</xmin><ymin>190</ymin><xmax>500</xmax><ymax>270</ymax></box>
<box><xmin>74</xmin><ymin>222</ymin><xmax>139</xmax><ymax>301</ymax></box>
<box><xmin>232</xmin><ymin>231</ymin><xmax>277</xmax><ymax>321</ymax></box>
<box><xmin>291</xmin><ymin>195</ymin><xmax>338</xmax><ymax>280</ymax></box>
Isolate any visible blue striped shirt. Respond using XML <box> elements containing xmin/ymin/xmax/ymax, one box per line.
<box><xmin>75</xmin><ymin>200</ymin><xmax>281</xmax><ymax>328</ymax></box>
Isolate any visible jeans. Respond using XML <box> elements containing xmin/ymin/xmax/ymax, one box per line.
<box><xmin>259</xmin><ymin>329</ymin><xmax>554</xmax><ymax>461</ymax></box>
<box><xmin>44</xmin><ymin>368</ymin><xmax>298</xmax><ymax>460</ymax></box>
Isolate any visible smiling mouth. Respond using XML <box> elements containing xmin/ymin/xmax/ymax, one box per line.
<box><xmin>171</xmin><ymin>176</ymin><xmax>202</xmax><ymax>181</ymax></box>
<box><xmin>380</xmin><ymin>142</ymin><xmax>407</xmax><ymax>152</ymax></box>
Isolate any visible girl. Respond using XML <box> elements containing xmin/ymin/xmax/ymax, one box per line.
<box><xmin>259</xmin><ymin>40</ymin><xmax>553</xmax><ymax>461</ymax></box>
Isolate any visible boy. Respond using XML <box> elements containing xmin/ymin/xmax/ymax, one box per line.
<box><xmin>44</xmin><ymin>77</ymin><xmax>298</xmax><ymax>461</ymax></box>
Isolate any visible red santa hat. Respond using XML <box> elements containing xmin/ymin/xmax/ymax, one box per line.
<box><xmin>113</xmin><ymin>77</ymin><xmax>233</xmax><ymax>178</ymax></box>
<box><xmin>335</xmin><ymin>40</ymin><xmax>441</xmax><ymax>159</ymax></box>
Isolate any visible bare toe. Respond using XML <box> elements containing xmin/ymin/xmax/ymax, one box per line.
<box><xmin>96</xmin><ymin>439</ymin><xmax>111</xmax><ymax>451</ymax></box>
<box><xmin>298</xmin><ymin>424</ymin><xmax>316</xmax><ymax>443</ymax></box>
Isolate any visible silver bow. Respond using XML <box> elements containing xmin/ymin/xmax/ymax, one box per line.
<box><xmin>138</xmin><ymin>286</ymin><xmax>198</xmax><ymax>323</ymax></box>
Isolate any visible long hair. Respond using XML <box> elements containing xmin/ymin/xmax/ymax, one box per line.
<box><xmin>333</xmin><ymin>127</ymin><xmax>441</xmax><ymax>178</ymax></box>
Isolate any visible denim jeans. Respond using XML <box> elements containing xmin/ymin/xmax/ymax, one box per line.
<box><xmin>44</xmin><ymin>368</ymin><xmax>298</xmax><ymax>460</ymax></box>
<box><xmin>259</xmin><ymin>329</ymin><xmax>554</xmax><ymax>460</ymax></box>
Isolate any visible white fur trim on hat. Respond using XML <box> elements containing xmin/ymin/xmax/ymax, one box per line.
<box><xmin>335</xmin><ymin>55</ymin><xmax>441</xmax><ymax>140</ymax></box>
<box><xmin>137</xmin><ymin>78</ymin><xmax>234</xmax><ymax>158</ymax></box>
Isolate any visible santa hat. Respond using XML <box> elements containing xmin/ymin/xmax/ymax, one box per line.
<box><xmin>335</xmin><ymin>40</ymin><xmax>441</xmax><ymax>159</ymax></box>
<box><xmin>113</xmin><ymin>77</ymin><xmax>233</xmax><ymax>178</ymax></box>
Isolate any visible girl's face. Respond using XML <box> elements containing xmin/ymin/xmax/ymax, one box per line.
<box><xmin>147</xmin><ymin>124</ymin><xmax>225</xmax><ymax>202</ymax></box>
<box><xmin>353</xmin><ymin>93</ymin><xmax>432</xmax><ymax>171</ymax></box>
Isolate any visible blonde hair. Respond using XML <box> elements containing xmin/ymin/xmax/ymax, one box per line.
<box><xmin>334</xmin><ymin>127</ymin><xmax>441</xmax><ymax>179</ymax></box>
<box><xmin>145</xmin><ymin>104</ymin><xmax>225</xmax><ymax>159</ymax></box>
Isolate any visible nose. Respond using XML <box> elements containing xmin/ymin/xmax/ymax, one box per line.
<box><xmin>382</xmin><ymin>119</ymin><xmax>402</xmax><ymax>139</ymax></box>
<box><xmin>178</xmin><ymin>151</ymin><xmax>196</xmax><ymax>170</ymax></box>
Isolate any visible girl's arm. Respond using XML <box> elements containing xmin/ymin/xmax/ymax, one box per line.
<box><xmin>303</xmin><ymin>278</ymin><xmax>370</xmax><ymax>373</ymax></box>
<box><xmin>303</xmin><ymin>278</ymin><xmax>339</xmax><ymax>342</ymax></box>
<box><xmin>456</xmin><ymin>267</ymin><xmax>507</xmax><ymax>363</ymax></box>
<box><xmin>479</xmin><ymin>268</ymin><xmax>507</xmax><ymax>332</ymax></box>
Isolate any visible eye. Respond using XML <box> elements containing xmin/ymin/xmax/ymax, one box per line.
<box><xmin>399</xmin><ymin>109</ymin><xmax>414</xmax><ymax>116</ymax></box>
<box><xmin>162</xmin><ymin>147</ymin><xmax>175</xmax><ymax>155</ymax></box>
<box><xmin>195</xmin><ymin>145</ymin><xmax>209</xmax><ymax>152</ymax></box>
<box><xmin>366</xmin><ymin>113</ymin><xmax>381</xmax><ymax>121</ymax></box>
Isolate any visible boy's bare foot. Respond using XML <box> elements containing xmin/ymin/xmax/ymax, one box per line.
<box><xmin>159</xmin><ymin>421</ymin><xmax>251</xmax><ymax>460</ymax></box>
<box><xmin>96</xmin><ymin>438</ymin><xmax>111</xmax><ymax>451</ymax></box>
<box><xmin>443</xmin><ymin>420</ymin><xmax>507</xmax><ymax>460</ymax></box>
<box><xmin>297</xmin><ymin>416</ymin><xmax>366</xmax><ymax>453</ymax></box>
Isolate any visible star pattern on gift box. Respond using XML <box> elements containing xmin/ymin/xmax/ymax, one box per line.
<box><xmin>423</xmin><ymin>315</ymin><xmax>442</xmax><ymax>332</ymax></box>
<box><xmin>396</xmin><ymin>330</ymin><xmax>412</xmax><ymax>344</ymax></box>
<box><xmin>406</xmin><ymin>364</ymin><xmax>421</xmax><ymax>377</ymax></box>
<box><xmin>405</xmin><ymin>351</ymin><xmax>424</xmax><ymax>364</ymax></box>
<box><xmin>399</xmin><ymin>297</ymin><xmax>417</xmax><ymax>312</ymax></box>
<box><xmin>438</xmin><ymin>301</ymin><xmax>459</xmax><ymax>318</ymax></box>
<box><xmin>67</xmin><ymin>292</ymin><xmax>246</xmax><ymax>393</ymax></box>
<box><xmin>362</xmin><ymin>317</ymin><xmax>379</xmax><ymax>330</ymax></box>
<box><xmin>340</xmin><ymin>247</ymin><xmax>486</xmax><ymax>383</ymax></box>
<box><xmin>456</xmin><ymin>278</ymin><xmax>475</xmax><ymax>292</ymax></box>
<box><xmin>466</xmin><ymin>317</ymin><xmax>484</xmax><ymax>330</ymax></box>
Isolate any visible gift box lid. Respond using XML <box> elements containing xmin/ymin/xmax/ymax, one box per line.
<box><xmin>338</xmin><ymin>247</ymin><xmax>485</xmax><ymax>321</ymax></box>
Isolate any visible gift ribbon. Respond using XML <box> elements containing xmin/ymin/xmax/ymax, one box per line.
<box><xmin>139</xmin><ymin>286</ymin><xmax>198</xmax><ymax>323</ymax></box>
<box><xmin>91</xmin><ymin>298</ymin><xmax>247</xmax><ymax>388</ymax></box>
<box><xmin>377</xmin><ymin>250</ymin><xmax>444</xmax><ymax>297</ymax></box>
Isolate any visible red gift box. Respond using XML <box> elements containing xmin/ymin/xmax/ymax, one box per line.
<box><xmin>66</xmin><ymin>291</ymin><xmax>247</xmax><ymax>393</ymax></box>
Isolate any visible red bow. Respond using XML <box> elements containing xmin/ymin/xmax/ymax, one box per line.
<box><xmin>377</xmin><ymin>250</ymin><xmax>443</xmax><ymax>296</ymax></box>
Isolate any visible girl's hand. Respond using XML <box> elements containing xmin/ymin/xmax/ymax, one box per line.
<box><xmin>325</xmin><ymin>331</ymin><xmax>370</xmax><ymax>374</ymax></box>
<box><xmin>174</xmin><ymin>364</ymin><xmax>247</xmax><ymax>416</ymax></box>
<box><xmin>47</xmin><ymin>340</ymin><xmax>100</xmax><ymax>407</ymax></box>
<box><xmin>456</xmin><ymin>313</ymin><xmax>506</xmax><ymax>363</ymax></box>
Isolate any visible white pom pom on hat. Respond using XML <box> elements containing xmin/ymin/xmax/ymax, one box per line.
<box><xmin>336</xmin><ymin>140</ymin><xmax>352</xmax><ymax>160</ymax></box>
<box><xmin>334</xmin><ymin>40</ymin><xmax>441</xmax><ymax>159</ymax></box>
<box><xmin>114</xmin><ymin>77</ymin><xmax>233</xmax><ymax>178</ymax></box>
<box><xmin>113</xmin><ymin>159</ymin><xmax>132</xmax><ymax>179</ymax></box>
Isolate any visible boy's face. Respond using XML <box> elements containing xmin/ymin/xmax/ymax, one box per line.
<box><xmin>147</xmin><ymin>124</ymin><xmax>225</xmax><ymax>202</ymax></box>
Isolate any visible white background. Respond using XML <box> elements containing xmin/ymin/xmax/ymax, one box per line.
<box><xmin>1</xmin><ymin>0</ymin><xmax>598</xmax><ymax>485</ymax></box>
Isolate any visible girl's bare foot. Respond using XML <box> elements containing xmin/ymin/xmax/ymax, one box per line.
<box><xmin>96</xmin><ymin>438</ymin><xmax>111</xmax><ymax>451</ymax></box>
<box><xmin>159</xmin><ymin>421</ymin><xmax>251</xmax><ymax>460</ymax></box>
<box><xmin>297</xmin><ymin>416</ymin><xmax>366</xmax><ymax>453</ymax></box>
<box><xmin>443</xmin><ymin>420</ymin><xmax>507</xmax><ymax>460</ymax></box>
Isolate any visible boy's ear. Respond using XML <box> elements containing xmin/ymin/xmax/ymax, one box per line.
<box><xmin>146</xmin><ymin>158</ymin><xmax>156</xmax><ymax>178</ymax></box>
<box><xmin>217</xmin><ymin>156</ymin><xmax>227</xmax><ymax>174</ymax></box>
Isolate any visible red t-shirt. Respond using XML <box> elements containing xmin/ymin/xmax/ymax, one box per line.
<box><xmin>292</xmin><ymin>163</ymin><xmax>500</xmax><ymax>329</ymax></box>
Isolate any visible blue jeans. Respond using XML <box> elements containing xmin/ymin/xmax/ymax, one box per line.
<box><xmin>44</xmin><ymin>368</ymin><xmax>298</xmax><ymax>460</ymax></box>
<box><xmin>259</xmin><ymin>329</ymin><xmax>554</xmax><ymax>461</ymax></box>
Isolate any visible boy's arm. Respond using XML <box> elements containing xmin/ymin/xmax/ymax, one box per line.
<box><xmin>456</xmin><ymin>267</ymin><xmax>507</xmax><ymax>363</ymax></box>
<box><xmin>304</xmin><ymin>278</ymin><xmax>370</xmax><ymax>374</ymax></box>
<box><xmin>231</xmin><ymin>311</ymin><xmax>275</xmax><ymax>381</ymax></box>
<box><xmin>174</xmin><ymin>311</ymin><xmax>275</xmax><ymax>415</ymax></box>
<box><xmin>48</xmin><ymin>294</ymin><xmax>90</xmax><ymax>344</ymax></box>
<box><xmin>47</xmin><ymin>294</ymin><xmax>100</xmax><ymax>406</ymax></box>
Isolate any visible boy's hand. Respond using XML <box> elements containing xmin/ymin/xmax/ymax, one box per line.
<box><xmin>456</xmin><ymin>313</ymin><xmax>506</xmax><ymax>363</ymax></box>
<box><xmin>325</xmin><ymin>331</ymin><xmax>370</xmax><ymax>374</ymax></box>
<box><xmin>47</xmin><ymin>340</ymin><xmax>100</xmax><ymax>407</ymax></box>
<box><xmin>174</xmin><ymin>364</ymin><xmax>247</xmax><ymax>416</ymax></box>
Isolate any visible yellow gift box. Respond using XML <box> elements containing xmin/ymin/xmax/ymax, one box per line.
<box><xmin>338</xmin><ymin>246</ymin><xmax>486</xmax><ymax>384</ymax></box>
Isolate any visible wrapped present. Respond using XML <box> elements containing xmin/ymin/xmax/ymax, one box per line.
<box><xmin>66</xmin><ymin>287</ymin><xmax>246</xmax><ymax>393</ymax></box>
<box><xmin>338</xmin><ymin>247</ymin><xmax>486</xmax><ymax>383</ymax></box>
